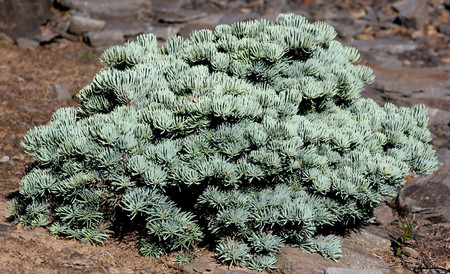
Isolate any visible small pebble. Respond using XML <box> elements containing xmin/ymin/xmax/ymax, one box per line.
<box><xmin>53</xmin><ymin>82</ymin><xmax>72</xmax><ymax>101</ymax></box>
<box><xmin>70</xmin><ymin>251</ymin><xmax>84</xmax><ymax>259</ymax></box>
<box><xmin>73</xmin><ymin>259</ymin><xmax>94</xmax><ymax>266</ymax></box>
<box><xmin>390</xmin><ymin>266</ymin><xmax>414</xmax><ymax>274</ymax></box>
<box><xmin>402</xmin><ymin>59</ymin><xmax>411</xmax><ymax>66</ymax></box>
<box><xmin>0</xmin><ymin>155</ymin><xmax>10</xmax><ymax>163</ymax></box>
<box><xmin>0</xmin><ymin>224</ymin><xmax>11</xmax><ymax>236</ymax></box>
<box><xmin>403</xmin><ymin>247</ymin><xmax>420</xmax><ymax>258</ymax></box>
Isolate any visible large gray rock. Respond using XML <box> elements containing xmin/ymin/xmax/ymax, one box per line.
<box><xmin>427</xmin><ymin>107</ymin><xmax>450</xmax><ymax>129</ymax></box>
<box><xmin>276</xmin><ymin>246</ymin><xmax>339</xmax><ymax>273</ymax></box>
<box><xmin>85</xmin><ymin>30</ymin><xmax>124</xmax><ymax>47</ymax></box>
<box><xmin>148</xmin><ymin>26</ymin><xmax>180</xmax><ymax>41</ymax></box>
<box><xmin>348</xmin><ymin>36</ymin><xmax>419</xmax><ymax>56</ymax></box>
<box><xmin>184</xmin><ymin>237</ymin><xmax>391</xmax><ymax>274</ymax></box>
<box><xmin>393</xmin><ymin>0</ymin><xmax>429</xmax><ymax>29</ymax></box>
<box><xmin>57</xmin><ymin>0</ymin><xmax>142</xmax><ymax>17</ymax></box>
<box><xmin>339</xmin><ymin>239</ymin><xmax>389</xmax><ymax>271</ymax></box>
<box><xmin>329</xmin><ymin>18</ymin><xmax>366</xmax><ymax>38</ymax></box>
<box><xmin>35</xmin><ymin>33</ymin><xmax>60</xmax><ymax>44</ymax></box>
<box><xmin>0</xmin><ymin>0</ymin><xmax>51</xmax><ymax>39</ymax></box>
<box><xmin>348</xmin><ymin>225</ymin><xmax>391</xmax><ymax>253</ymax></box>
<box><xmin>347</xmin><ymin>36</ymin><xmax>418</xmax><ymax>68</ymax></box>
<box><xmin>276</xmin><ymin>238</ymin><xmax>390</xmax><ymax>274</ymax></box>
<box><xmin>15</xmin><ymin>37</ymin><xmax>40</xmax><ymax>49</ymax></box>
<box><xmin>69</xmin><ymin>15</ymin><xmax>106</xmax><ymax>35</ymax></box>
<box><xmin>397</xmin><ymin>148</ymin><xmax>450</xmax><ymax>223</ymax></box>
<box><xmin>370</xmin><ymin>66</ymin><xmax>450</xmax><ymax>107</ymax></box>
<box><xmin>103</xmin><ymin>17</ymin><xmax>146</xmax><ymax>37</ymax></box>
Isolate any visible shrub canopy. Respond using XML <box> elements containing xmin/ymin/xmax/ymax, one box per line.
<box><xmin>10</xmin><ymin>13</ymin><xmax>438</xmax><ymax>271</ymax></box>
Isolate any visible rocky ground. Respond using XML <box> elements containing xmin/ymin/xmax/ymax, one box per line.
<box><xmin>0</xmin><ymin>0</ymin><xmax>449</xmax><ymax>273</ymax></box>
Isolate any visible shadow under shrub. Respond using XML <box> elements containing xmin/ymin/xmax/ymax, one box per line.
<box><xmin>8</xmin><ymin>13</ymin><xmax>438</xmax><ymax>272</ymax></box>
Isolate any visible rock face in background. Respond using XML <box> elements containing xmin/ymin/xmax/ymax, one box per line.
<box><xmin>68</xmin><ymin>15</ymin><xmax>106</xmax><ymax>35</ymax></box>
<box><xmin>56</xmin><ymin>0</ymin><xmax>143</xmax><ymax>17</ymax></box>
<box><xmin>3</xmin><ymin>0</ymin><xmax>450</xmax><ymax>54</ymax></box>
<box><xmin>55</xmin><ymin>0</ymin><xmax>146</xmax><ymax>48</ymax></box>
<box><xmin>0</xmin><ymin>0</ymin><xmax>52</xmax><ymax>39</ymax></box>
<box><xmin>392</xmin><ymin>0</ymin><xmax>429</xmax><ymax>29</ymax></box>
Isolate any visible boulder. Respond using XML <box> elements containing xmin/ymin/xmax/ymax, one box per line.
<box><xmin>348</xmin><ymin>36</ymin><xmax>419</xmax><ymax>56</ymax></box>
<box><xmin>184</xmin><ymin>237</ymin><xmax>391</xmax><ymax>274</ymax></box>
<box><xmin>69</xmin><ymin>16</ymin><xmax>106</xmax><ymax>35</ymax></box>
<box><xmin>348</xmin><ymin>225</ymin><xmax>392</xmax><ymax>253</ymax></box>
<box><xmin>329</xmin><ymin>18</ymin><xmax>366</xmax><ymax>38</ymax></box>
<box><xmin>397</xmin><ymin>148</ymin><xmax>450</xmax><ymax>223</ymax></box>
<box><xmin>35</xmin><ymin>33</ymin><xmax>60</xmax><ymax>44</ymax></box>
<box><xmin>102</xmin><ymin>16</ymin><xmax>146</xmax><ymax>37</ymax></box>
<box><xmin>85</xmin><ymin>30</ymin><xmax>124</xmax><ymax>48</ymax></box>
<box><xmin>346</xmin><ymin>36</ymin><xmax>418</xmax><ymax>68</ymax></box>
<box><xmin>276</xmin><ymin>246</ymin><xmax>342</xmax><ymax>273</ymax></box>
<box><xmin>15</xmin><ymin>37</ymin><xmax>40</xmax><ymax>49</ymax></box>
<box><xmin>392</xmin><ymin>0</ymin><xmax>429</xmax><ymax>29</ymax></box>
<box><xmin>370</xmin><ymin>66</ymin><xmax>450</xmax><ymax>107</ymax></box>
<box><xmin>148</xmin><ymin>26</ymin><xmax>180</xmax><ymax>41</ymax></box>
<box><xmin>339</xmin><ymin>239</ymin><xmax>389</xmax><ymax>271</ymax></box>
<box><xmin>0</xmin><ymin>0</ymin><xmax>51</xmax><ymax>39</ymax></box>
<box><xmin>275</xmin><ymin>238</ymin><xmax>390</xmax><ymax>274</ymax></box>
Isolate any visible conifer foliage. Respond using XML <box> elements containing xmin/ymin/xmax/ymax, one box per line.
<box><xmin>9</xmin><ymin>14</ymin><xmax>438</xmax><ymax>271</ymax></box>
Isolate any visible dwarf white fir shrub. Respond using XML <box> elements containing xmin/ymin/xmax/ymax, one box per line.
<box><xmin>9</xmin><ymin>14</ymin><xmax>438</xmax><ymax>271</ymax></box>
